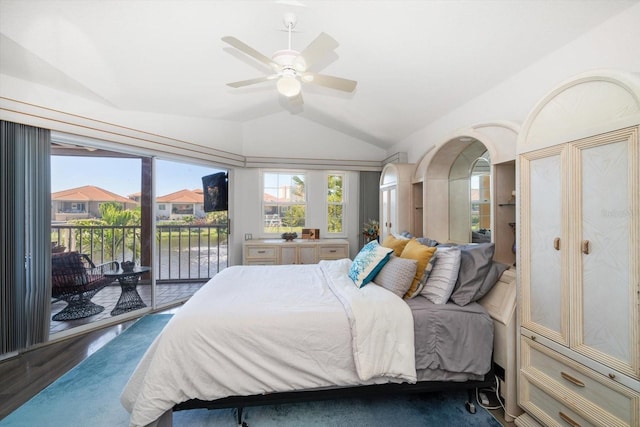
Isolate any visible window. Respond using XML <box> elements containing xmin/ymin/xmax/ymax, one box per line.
<box><xmin>263</xmin><ymin>172</ymin><xmax>306</xmax><ymax>234</ymax></box>
<box><xmin>327</xmin><ymin>173</ymin><xmax>345</xmax><ymax>234</ymax></box>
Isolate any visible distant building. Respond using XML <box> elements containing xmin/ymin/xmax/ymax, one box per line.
<box><xmin>52</xmin><ymin>186</ymin><xmax>207</xmax><ymax>222</ymax></box>
<box><xmin>51</xmin><ymin>185</ymin><xmax>138</xmax><ymax>221</ymax></box>
<box><xmin>156</xmin><ymin>189</ymin><xmax>205</xmax><ymax>220</ymax></box>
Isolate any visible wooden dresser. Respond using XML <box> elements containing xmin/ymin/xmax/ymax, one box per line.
<box><xmin>243</xmin><ymin>239</ymin><xmax>349</xmax><ymax>265</ymax></box>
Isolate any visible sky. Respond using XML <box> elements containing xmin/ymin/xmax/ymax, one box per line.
<box><xmin>51</xmin><ymin>156</ymin><xmax>226</xmax><ymax>197</ymax></box>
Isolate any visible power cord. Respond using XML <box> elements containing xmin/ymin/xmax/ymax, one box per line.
<box><xmin>475</xmin><ymin>375</ymin><xmax>520</xmax><ymax>419</ymax></box>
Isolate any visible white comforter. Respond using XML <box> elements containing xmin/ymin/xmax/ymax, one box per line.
<box><xmin>121</xmin><ymin>259</ymin><xmax>416</xmax><ymax>427</ymax></box>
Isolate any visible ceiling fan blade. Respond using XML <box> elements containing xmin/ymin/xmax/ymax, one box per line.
<box><xmin>302</xmin><ymin>72</ymin><xmax>357</xmax><ymax>92</ymax></box>
<box><xmin>226</xmin><ymin>74</ymin><xmax>279</xmax><ymax>88</ymax></box>
<box><xmin>222</xmin><ymin>36</ymin><xmax>279</xmax><ymax>70</ymax></box>
<box><xmin>296</xmin><ymin>32</ymin><xmax>339</xmax><ymax>71</ymax></box>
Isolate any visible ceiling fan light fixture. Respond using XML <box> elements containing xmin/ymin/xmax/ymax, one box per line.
<box><xmin>277</xmin><ymin>75</ymin><xmax>301</xmax><ymax>97</ymax></box>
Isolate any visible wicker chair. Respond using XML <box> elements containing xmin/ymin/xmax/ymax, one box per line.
<box><xmin>51</xmin><ymin>252</ymin><xmax>118</xmax><ymax>321</ymax></box>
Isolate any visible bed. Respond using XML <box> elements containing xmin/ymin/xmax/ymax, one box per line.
<box><xmin>121</xmin><ymin>244</ymin><xmax>499</xmax><ymax>427</ymax></box>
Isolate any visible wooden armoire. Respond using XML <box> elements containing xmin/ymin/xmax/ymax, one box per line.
<box><xmin>515</xmin><ymin>70</ymin><xmax>640</xmax><ymax>427</ymax></box>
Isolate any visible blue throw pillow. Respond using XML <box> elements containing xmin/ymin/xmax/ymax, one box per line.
<box><xmin>349</xmin><ymin>240</ymin><xmax>394</xmax><ymax>288</ymax></box>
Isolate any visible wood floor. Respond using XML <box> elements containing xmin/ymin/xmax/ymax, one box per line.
<box><xmin>0</xmin><ymin>307</ymin><xmax>515</xmax><ymax>426</ymax></box>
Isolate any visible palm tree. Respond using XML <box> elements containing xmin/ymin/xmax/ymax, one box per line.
<box><xmin>69</xmin><ymin>202</ymin><xmax>141</xmax><ymax>262</ymax></box>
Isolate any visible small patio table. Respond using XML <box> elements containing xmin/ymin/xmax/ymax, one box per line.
<box><xmin>105</xmin><ymin>266</ymin><xmax>151</xmax><ymax>315</ymax></box>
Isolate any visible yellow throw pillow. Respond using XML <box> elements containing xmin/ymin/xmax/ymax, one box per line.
<box><xmin>381</xmin><ymin>234</ymin><xmax>411</xmax><ymax>257</ymax></box>
<box><xmin>399</xmin><ymin>239</ymin><xmax>437</xmax><ymax>299</ymax></box>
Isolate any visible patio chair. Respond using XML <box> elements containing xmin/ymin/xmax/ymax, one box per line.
<box><xmin>51</xmin><ymin>252</ymin><xmax>118</xmax><ymax>321</ymax></box>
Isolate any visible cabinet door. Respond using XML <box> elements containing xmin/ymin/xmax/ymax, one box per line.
<box><xmin>280</xmin><ymin>246</ymin><xmax>297</xmax><ymax>265</ymax></box>
<box><xmin>520</xmin><ymin>146</ymin><xmax>569</xmax><ymax>345</ymax></box>
<box><xmin>571</xmin><ymin>129</ymin><xmax>639</xmax><ymax>379</ymax></box>
<box><xmin>298</xmin><ymin>246</ymin><xmax>317</xmax><ymax>264</ymax></box>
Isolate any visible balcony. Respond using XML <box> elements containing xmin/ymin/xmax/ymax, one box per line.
<box><xmin>50</xmin><ymin>223</ymin><xmax>228</xmax><ymax>335</ymax></box>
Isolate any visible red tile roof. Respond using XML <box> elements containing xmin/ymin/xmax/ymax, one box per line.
<box><xmin>51</xmin><ymin>185</ymin><xmax>131</xmax><ymax>203</ymax></box>
<box><xmin>156</xmin><ymin>189</ymin><xmax>203</xmax><ymax>203</ymax></box>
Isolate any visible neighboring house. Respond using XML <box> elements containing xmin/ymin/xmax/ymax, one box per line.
<box><xmin>156</xmin><ymin>189</ymin><xmax>205</xmax><ymax>220</ymax></box>
<box><xmin>51</xmin><ymin>185</ymin><xmax>137</xmax><ymax>221</ymax></box>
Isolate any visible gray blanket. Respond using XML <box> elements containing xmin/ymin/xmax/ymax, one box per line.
<box><xmin>407</xmin><ymin>296</ymin><xmax>494</xmax><ymax>376</ymax></box>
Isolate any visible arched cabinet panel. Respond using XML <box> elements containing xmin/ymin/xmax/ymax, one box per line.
<box><xmin>516</xmin><ymin>70</ymin><xmax>640</xmax><ymax>427</ymax></box>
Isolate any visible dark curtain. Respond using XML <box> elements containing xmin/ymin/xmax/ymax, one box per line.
<box><xmin>359</xmin><ymin>171</ymin><xmax>381</xmax><ymax>249</ymax></box>
<box><xmin>1</xmin><ymin>120</ymin><xmax>51</xmax><ymax>355</ymax></box>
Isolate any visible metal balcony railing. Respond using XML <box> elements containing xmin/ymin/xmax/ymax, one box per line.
<box><xmin>51</xmin><ymin>224</ymin><xmax>228</xmax><ymax>283</ymax></box>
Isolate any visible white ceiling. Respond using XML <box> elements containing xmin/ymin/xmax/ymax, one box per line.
<box><xmin>0</xmin><ymin>0</ymin><xmax>637</xmax><ymax>151</ymax></box>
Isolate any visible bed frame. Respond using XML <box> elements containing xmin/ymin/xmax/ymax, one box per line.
<box><xmin>173</xmin><ymin>367</ymin><xmax>496</xmax><ymax>425</ymax></box>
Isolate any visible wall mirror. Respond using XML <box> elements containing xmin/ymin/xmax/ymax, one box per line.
<box><xmin>469</xmin><ymin>156</ymin><xmax>491</xmax><ymax>243</ymax></box>
<box><xmin>448</xmin><ymin>140</ymin><xmax>490</xmax><ymax>243</ymax></box>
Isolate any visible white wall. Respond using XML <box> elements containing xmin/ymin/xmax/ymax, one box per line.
<box><xmin>231</xmin><ymin>168</ymin><xmax>360</xmax><ymax>264</ymax></box>
<box><xmin>394</xmin><ymin>3</ymin><xmax>640</xmax><ymax>163</ymax></box>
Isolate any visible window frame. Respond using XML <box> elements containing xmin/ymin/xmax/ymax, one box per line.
<box><xmin>261</xmin><ymin>170</ymin><xmax>308</xmax><ymax>236</ymax></box>
<box><xmin>325</xmin><ymin>172</ymin><xmax>347</xmax><ymax>237</ymax></box>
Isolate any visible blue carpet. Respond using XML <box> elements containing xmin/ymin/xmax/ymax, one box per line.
<box><xmin>1</xmin><ymin>314</ymin><xmax>502</xmax><ymax>427</ymax></box>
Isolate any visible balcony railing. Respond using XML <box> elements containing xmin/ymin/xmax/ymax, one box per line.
<box><xmin>51</xmin><ymin>224</ymin><xmax>228</xmax><ymax>283</ymax></box>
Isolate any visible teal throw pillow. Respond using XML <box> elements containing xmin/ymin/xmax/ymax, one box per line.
<box><xmin>349</xmin><ymin>240</ymin><xmax>394</xmax><ymax>288</ymax></box>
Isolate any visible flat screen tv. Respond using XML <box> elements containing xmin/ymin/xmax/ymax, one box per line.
<box><xmin>202</xmin><ymin>172</ymin><xmax>228</xmax><ymax>212</ymax></box>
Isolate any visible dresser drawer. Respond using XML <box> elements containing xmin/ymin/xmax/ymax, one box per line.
<box><xmin>318</xmin><ymin>245</ymin><xmax>348</xmax><ymax>259</ymax></box>
<box><xmin>521</xmin><ymin>337</ymin><xmax>639</xmax><ymax>427</ymax></box>
<box><xmin>244</xmin><ymin>260</ymin><xmax>278</xmax><ymax>265</ymax></box>
<box><xmin>520</xmin><ymin>376</ymin><xmax>595</xmax><ymax>427</ymax></box>
<box><xmin>245</xmin><ymin>246</ymin><xmax>278</xmax><ymax>259</ymax></box>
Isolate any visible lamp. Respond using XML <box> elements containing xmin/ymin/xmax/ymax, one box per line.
<box><xmin>276</xmin><ymin>74</ymin><xmax>301</xmax><ymax>97</ymax></box>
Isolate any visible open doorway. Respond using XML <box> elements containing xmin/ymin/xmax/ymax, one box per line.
<box><xmin>49</xmin><ymin>143</ymin><xmax>229</xmax><ymax>337</ymax></box>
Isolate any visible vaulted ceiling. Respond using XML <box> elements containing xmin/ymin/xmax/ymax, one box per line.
<box><xmin>1</xmin><ymin>0</ymin><xmax>636</xmax><ymax>154</ymax></box>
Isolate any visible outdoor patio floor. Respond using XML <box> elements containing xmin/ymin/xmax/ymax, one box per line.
<box><xmin>49</xmin><ymin>281</ymin><xmax>205</xmax><ymax>335</ymax></box>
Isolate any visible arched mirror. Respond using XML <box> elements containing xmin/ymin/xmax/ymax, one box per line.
<box><xmin>448</xmin><ymin>140</ymin><xmax>491</xmax><ymax>243</ymax></box>
<box><xmin>470</xmin><ymin>156</ymin><xmax>491</xmax><ymax>243</ymax></box>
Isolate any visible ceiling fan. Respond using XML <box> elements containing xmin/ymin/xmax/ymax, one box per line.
<box><xmin>222</xmin><ymin>13</ymin><xmax>357</xmax><ymax>102</ymax></box>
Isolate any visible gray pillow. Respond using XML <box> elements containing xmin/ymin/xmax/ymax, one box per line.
<box><xmin>416</xmin><ymin>237</ymin><xmax>439</xmax><ymax>247</ymax></box>
<box><xmin>474</xmin><ymin>261</ymin><xmax>510</xmax><ymax>302</ymax></box>
<box><xmin>450</xmin><ymin>243</ymin><xmax>495</xmax><ymax>306</ymax></box>
<box><xmin>372</xmin><ymin>255</ymin><xmax>418</xmax><ymax>298</ymax></box>
<box><xmin>421</xmin><ymin>246</ymin><xmax>461</xmax><ymax>304</ymax></box>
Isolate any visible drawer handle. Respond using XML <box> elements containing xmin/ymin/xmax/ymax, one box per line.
<box><xmin>554</xmin><ymin>237</ymin><xmax>560</xmax><ymax>250</ymax></box>
<box><xmin>329</xmin><ymin>250</ymin><xmax>337</xmax><ymax>253</ymax></box>
<box><xmin>257</xmin><ymin>250</ymin><xmax>266</xmax><ymax>254</ymax></box>
<box><xmin>561</xmin><ymin>371</ymin><xmax>585</xmax><ymax>387</ymax></box>
<box><xmin>609</xmin><ymin>373</ymin><xmax>616</xmax><ymax>379</ymax></box>
<box><xmin>582</xmin><ymin>240</ymin><xmax>590</xmax><ymax>255</ymax></box>
<box><xmin>559</xmin><ymin>411</ymin><xmax>581</xmax><ymax>427</ymax></box>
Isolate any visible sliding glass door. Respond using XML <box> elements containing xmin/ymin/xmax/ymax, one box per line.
<box><xmin>154</xmin><ymin>159</ymin><xmax>228</xmax><ymax>309</ymax></box>
<box><xmin>49</xmin><ymin>144</ymin><xmax>229</xmax><ymax>337</ymax></box>
<box><xmin>50</xmin><ymin>145</ymin><xmax>147</xmax><ymax>336</ymax></box>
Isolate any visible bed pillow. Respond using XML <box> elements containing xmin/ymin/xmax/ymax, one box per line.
<box><xmin>381</xmin><ymin>234</ymin><xmax>411</xmax><ymax>256</ymax></box>
<box><xmin>399</xmin><ymin>239</ymin><xmax>437</xmax><ymax>299</ymax></box>
<box><xmin>473</xmin><ymin>261</ymin><xmax>510</xmax><ymax>302</ymax></box>
<box><xmin>372</xmin><ymin>255</ymin><xmax>418</xmax><ymax>298</ymax></box>
<box><xmin>449</xmin><ymin>243</ymin><xmax>496</xmax><ymax>306</ymax></box>
<box><xmin>421</xmin><ymin>246</ymin><xmax>461</xmax><ymax>304</ymax></box>
<box><xmin>349</xmin><ymin>240</ymin><xmax>394</xmax><ymax>288</ymax></box>
<box><xmin>413</xmin><ymin>254</ymin><xmax>438</xmax><ymax>297</ymax></box>
<box><xmin>415</xmin><ymin>237</ymin><xmax>440</xmax><ymax>247</ymax></box>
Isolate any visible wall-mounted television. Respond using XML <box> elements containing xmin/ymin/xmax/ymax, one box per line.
<box><xmin>202</xmin><ymin>172</ymin><xmax>228</xmax><ymax>212</ymax></box>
